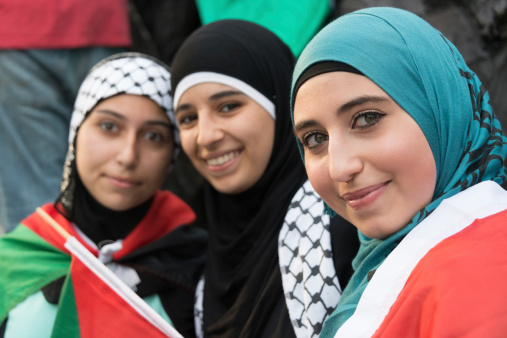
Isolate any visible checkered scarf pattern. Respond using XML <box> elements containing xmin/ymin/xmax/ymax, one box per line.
<box><xmin>59</xmin><ymin>52</ymin><xmax>176</xmax><ymax>213</ymax></box>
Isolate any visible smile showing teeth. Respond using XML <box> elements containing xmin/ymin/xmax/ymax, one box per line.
<box><xmin>206</xmin><ymin>151</ymin><xmax>239</xmax><ymax>166</ymax></box>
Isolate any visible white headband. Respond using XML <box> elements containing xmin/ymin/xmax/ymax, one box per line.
<box><xmin>173</xmin><ymin>72</ymin><xmax>276</xmax><ymax>120</ymax></box>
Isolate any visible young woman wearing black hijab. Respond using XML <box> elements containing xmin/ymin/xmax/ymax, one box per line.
<box><xmin>171</xmin><ymin>20</ymin><xmax>359</xmax><ymax>338</ymax></box>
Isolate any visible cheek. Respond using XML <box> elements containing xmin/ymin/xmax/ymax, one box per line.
<box><xmin>241</xmin><ymin>116</ymin><xmax>275</xmax><ymax>167</ymax></box>
<box><xmin>179</xmin><ymin>131</ymin><xmax>198</xmax><ymax>158</ymax></box>
<box><xmin>305</xmin><ymin>155</ymin><xmax>331</xmax><ymax>196</ymax></box>
<box><xmin>75</xmin><ymin>131</ymin><xmax>98</xmax><ymax>175</ymax></box>
<box><xmin>143</xmin><ymin>150</ymin><xmax>172</xmax><ymax>180</ymax></box>
<box><xmin>377</xmin><ymin>132</ymin><xmax>436</xmax><ymax>201</ymax></box>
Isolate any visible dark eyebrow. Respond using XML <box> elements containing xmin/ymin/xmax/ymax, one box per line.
<box><xmin>95</xmin><ymin>109</ymin><xmax>126</xmax><ymax>120</ymax></box>
<box><xmin>293</xmin><ymin>95</ymin><xmax>391</xmax><ymax>134</ymax></box>
<box><xmin>94</xmin><ymin>109</ymin><xmax>171</xmax><ymax>129</ymax></box>
<box><xmin>175</xmin><ymin>90</ymin><xmax>245</xmax><ymax>115</ymax></box>
<box><xmin>208</xmin><ymin>90</ymin><xmax>244</xmax><ymax>101</ymax></box>
<box><xmin>175</xmin><ymin>103</ymin><xmax>191</xmax><ymax>115</ymax></box>
<box><xmin>294</xmin><ymin>120</ymin><xmax>318</xmax><ymax>133</ymax></box>
<box><xmin>145</xmin><ymin>120</ymin><xmax>172</xmax><ymax>129</ymax></box>
<box><xmin>337</xmin><ymin>95</ymin><xmax>390</xmax><ymax>115</ymax></box>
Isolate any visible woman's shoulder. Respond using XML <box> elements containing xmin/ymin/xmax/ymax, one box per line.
<box><xmin>372</xmin><ymin>210</ymin><xmax>507</xmax><ymax>337</ymax></box>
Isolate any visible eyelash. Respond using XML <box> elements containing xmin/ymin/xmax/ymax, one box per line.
<box><xmin>351</xmin><ymin>110</ymin><xmax>386</xmax><ymax>129</ymax></box>
<box><xmin>299</xmin><ymin>110</ymin><xmax>386</xmax><ymax>149</ymax></box>
<box><xmin>220</xmin><ymin>102</ymin><xmax>241</xmax><ymax>112</ymax></box>
<box><xmin>177</xmin><ymin>114</ymin><xmax>197</xmax><ymax>126</ymax></box>
<box><xmin>177</xmin><ymin>101</ymin><xmax>243</xmax><ymax>127</ymax></box>
<box><xmin>144</xmin><ymin>131</ymin><xmax>164</xmax><ymax>142</ymax></box>
<box><xmin>99</xmin><ymin>121</ymin><xmax>118</xmax><ymax>132</ymax></box>
<box><xmin>301</xmin><ymin>131</ymin><xmax>328</xmax><ymax>149</ymax></box>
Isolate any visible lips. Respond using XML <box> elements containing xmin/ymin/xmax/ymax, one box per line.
<box><xmin>342</xmin><ymin>182</ymin><xmax>389</xmax><ymax>210</ymax></box>
<box><xmin>108</xmin><ymin>176</ymin><xmax>140</xmax><ymax>189</ymax></box>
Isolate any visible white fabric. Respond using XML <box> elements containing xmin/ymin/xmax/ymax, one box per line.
<box><xmin>5</xmin><ymin>291</ymin><xmax>58</xmax><ymax>338</ymax></box>
<box><xmin>194</xmin><ymin>276</ymin><xmax>205</xmax><ymax>338</ymax></box>
<box><xmin>173</xmin><ymin>72</ymin><xmax>276</xmax><ymax>120</ymax></box>
<box><xmin>335</xmin><ymin>180</ymin><xmax>507</xmax><ymax>338</ymax></box>
<box><xmin>72</xmin><ymin>224</ymin><xmax>141</xmax><ymax>291</ymax></box>
<box><xmin>279</xmin><ymin>180</ymin><xmax>341</xmax><ymax>338</ymax></box>
<box><xmin>69</xmin><ymin>55</ymin><xmax>176</xmax><ymax>145</ymax></box>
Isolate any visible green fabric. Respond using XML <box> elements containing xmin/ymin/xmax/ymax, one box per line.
<box><xmin>195</xmin><ymin>0</ymin><xmax>330</xmax><ymax>56</ymax></box>
<box><xmin>1</xmin><ymin>223</ymin><xmax>175</xmax><ymax>336</ymax></box>
<box><xmin>290</xmin><ymin>7</ymin><xmax>507</xmax><ymax>337</ymax></box>
<box><xmin>51</xmin><ymin>274</ymin><xmax>80</xmax><ymax>338</ymax></box>
<box><xmin>5</xmin><ymin>287</ymin><xmax>174</xmax><ymax>338</ymax></box>
<box><xmin>0</xmin><ymin>224</ymin><xmax>70</xmax><ymax>321</ymax></box>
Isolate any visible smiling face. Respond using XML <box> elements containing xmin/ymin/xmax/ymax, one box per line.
<box><xmin>175</xmin><ymin>82</ymin><xmax>275</xmax><ymax>194</ymax></box>
<box><xmin>293</xmin><ymin>71</ymin><xmax>437</xmax><ymax>239</ymax></box>
<box><xmin>76</xmin><ymin>94</ymin><xmax>173</xmax><ymax>211</ymax></box>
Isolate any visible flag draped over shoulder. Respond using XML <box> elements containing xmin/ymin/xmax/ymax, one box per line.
<box><xmin>0</xmin><ymin>202</ymin><xmax>187</xmax><ymax>338</ymax></box>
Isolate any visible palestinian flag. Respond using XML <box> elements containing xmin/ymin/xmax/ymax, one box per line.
<box><xmin>0</xmin><ymin>197</ymin><xmax>192</xmax><ymax>337</ymax></box>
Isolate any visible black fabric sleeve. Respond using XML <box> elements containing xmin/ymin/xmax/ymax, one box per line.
<box><xmin>0</xmin><ymin>317</ymin><xmax>6</xmax><ymax>337</ymax></box>
<box><xmin>159</xmin><ymin>287</ymin><xmax>196</xmax><ymax>338</ymax></box>
<box><xmin>329</xmin><ymin>215</ymin><xmax>360</xmax><ymax>290</ymax></box>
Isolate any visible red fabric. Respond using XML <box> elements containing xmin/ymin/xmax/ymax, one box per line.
<box><xmin>22</xmin><ymin>190</ymin><xmax>195</xmax><ymax>259</ymax></box>
<box><xmin>0</xmin><ymin>0</ymin><xmax>130</xmax><ymax>49</ymax></box>
<box><xmin>22</xmin><ymin>202</ymin><xmax>93</xmax><ymax>254</ymax></box>
<box><xmin>114</xmin><ymin>190</ymin><xmax>196</xmax><ymax>258</ymax></box>
<box><xmin>372</xmin><ymin>210</ymin><xmax>507</xmax><ymax>338</ymax></box>
<box><xmin>70</xmin><ymin>256</ymin><xmax>171</xmax><ymax>337</ymax></box>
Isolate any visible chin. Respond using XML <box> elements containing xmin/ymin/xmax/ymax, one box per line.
<box><xmin>99</xmin><ymin>198</ymin><xmax>139</xmax><ymax>212</ymax></box>
<box><xmin>211</xmin><ymin>180</ymin><xmax>249</xmax><ymax>195</ymax></box>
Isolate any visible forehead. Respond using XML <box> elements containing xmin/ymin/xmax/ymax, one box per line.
<box><xmin>179</xmin><ymin>82</ymin><xmax>239</xmax><ymax>101</ymax></box>
<box><xmin>90</xmin><ymin>94</ymin><xmax>168</xmax><ymax>120</ymax></box>
<box><xmin>293</xmin><ymin>72</ymin><xmax>388</xmax><ymax>116</ymax></box>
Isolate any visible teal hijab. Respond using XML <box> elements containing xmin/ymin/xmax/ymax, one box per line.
<box><xmin>290</xmin><ymin>7</ymin><xmax>507</xmax><ymax>337</ymax></box>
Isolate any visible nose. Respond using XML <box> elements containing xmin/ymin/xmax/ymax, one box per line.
<box><xmin>327</xmin><ymin>135</ymin><xmax>363</xmax><ymax>182</ymax></box>
<box><xmin>196</xmin><ymin>112</ymin><xmax>224</xmax><ymax>147</ymax></box>
<box><xmin>116</xmin><ymin>132</ymin><xmax>139</xmax><ymax>169</ymax></box>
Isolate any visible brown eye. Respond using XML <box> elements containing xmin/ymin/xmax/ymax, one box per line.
<box><xmin>178</xmin><ymin>114</ymin><xmax>197</xmax><ymax>126</ymax></box>
<box><xmin>352</xmin><ymin>111</ymin><xmax>386</xmax><ymax>129</ymax></box>
<box><xmin>100</xmin><ymin>121</ymin><xmax>118</xmax><ymax>132</ymax></box>
<box><xmin>303</xmin><ymin>131</ymin><xmax>328</xmax><ymax>149</ymax></box>
<box><xmin>221</xmin><ymin>102</ymin><xmax>240</xmax><ymax>112</ymax></box>
<box><xmin>145</xmin><ymin>131</ymin><xmax>163</xmax><ymax>142</ymax></box>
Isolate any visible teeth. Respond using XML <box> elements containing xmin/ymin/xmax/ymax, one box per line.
<box><xmin>207</xmin><ymin>152</ymin><xmax>238</xmax><ymax>166</ymax></box>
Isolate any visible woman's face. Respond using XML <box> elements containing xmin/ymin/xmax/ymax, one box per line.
<box><xmin>293</xmin><ymin>71</ymin><xmax>436</xmax><ymax>239</ymax></box>
<box><xmin>176</xmin><ymin>82</ymin><xmax>275</xmax><ymax>194</ymax></box>
<box><xmin>76</xmin><ymin>94</ymin><xmax>173</xmax><ymax>211</ymax></box>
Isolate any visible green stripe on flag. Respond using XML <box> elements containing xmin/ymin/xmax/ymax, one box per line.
<box><xmin>51</xmin><ymin>275</ymin><xmax>80</xmax><ymax>338</ymax></box>
<box><xmin>0</xmin><ymin>224</ymin><xmax>70</xmax><ymax>321</ymax></box>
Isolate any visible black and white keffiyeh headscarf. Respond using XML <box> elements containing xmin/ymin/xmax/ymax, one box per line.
<box><xmin>58</xmin><ymin>52</ymin><xmax>177</xmax><ymax>216</ymax></box>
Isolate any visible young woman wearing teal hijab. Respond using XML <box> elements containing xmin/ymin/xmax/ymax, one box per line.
<box><xmin>291</xmin><ymin>7</ymin><xmax>507</xmax><ymax>337</ymax></box>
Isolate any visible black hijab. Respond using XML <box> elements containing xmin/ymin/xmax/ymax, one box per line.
<box><xmin>171</xmin><ymin>20</ymin><xmax>307</xmax><ymax>337</ymax></box>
